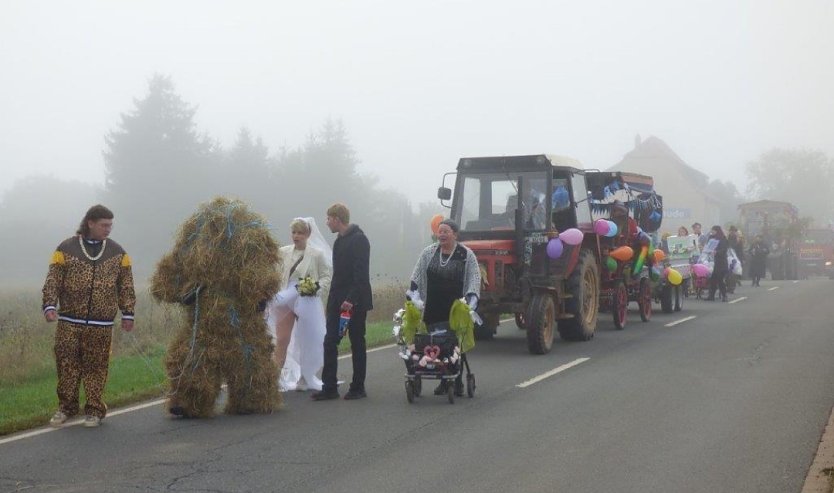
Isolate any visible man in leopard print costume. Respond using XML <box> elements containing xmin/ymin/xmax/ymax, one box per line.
<box><xmin>42</xmin><ymin>204</ymin><xmax>136</xmax><ymax>428</ymax></box>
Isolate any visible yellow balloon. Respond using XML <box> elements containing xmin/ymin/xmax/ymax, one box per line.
<box><xmin>667</xmin><ymin>268</ymin><xmax>683</xmax><ymax>286</ymax></box>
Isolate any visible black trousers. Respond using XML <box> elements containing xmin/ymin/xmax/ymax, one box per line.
<box><xmin>708</xmin><ymin>269</ymin><xmax>727</xmax><ymax>299</ymax></box>
<box><xmin>322</xmin><ymin>308</ymin><xmax>367</xmax><ymax>393</ymax></box>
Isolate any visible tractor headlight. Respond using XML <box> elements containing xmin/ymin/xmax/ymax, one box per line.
<box><xmin>825</xmin><ymin>261</ymin><xmax>832</xmax><ymax>266</ymax></box>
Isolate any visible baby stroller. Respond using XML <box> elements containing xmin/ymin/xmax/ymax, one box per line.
<box><xmin>395</xmin><ymin>320</ymin><xmax>475</xmax><ymax>404</ymax></box>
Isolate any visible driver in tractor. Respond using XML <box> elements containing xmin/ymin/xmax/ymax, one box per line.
<box><xmin>610</xmin><ymin>200</ymin><xmax>639</xmax><ymax>247</ymax></box>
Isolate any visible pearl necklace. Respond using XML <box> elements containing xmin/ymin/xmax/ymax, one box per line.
<box><xmin>78</xmin><ymin>236</ymin><xmax>107</xmax><ymax>261</ymax></box>
<box><xmin>438</xmin><ymin>245</ymin><xmax>455</xmax><ymax>268</ymax></box>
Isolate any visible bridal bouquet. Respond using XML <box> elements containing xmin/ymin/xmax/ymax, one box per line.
<box><xmin>296</xmin><ymin>276</ymin><xmax>321</xmax><ymax>296</ymax></box>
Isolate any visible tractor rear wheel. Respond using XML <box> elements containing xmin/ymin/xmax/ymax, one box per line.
<box><xmin>557</xmin><ymin>250</ymin><xmax>599</xmax><ymax>341</ymax></box>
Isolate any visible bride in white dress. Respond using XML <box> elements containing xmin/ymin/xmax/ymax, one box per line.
<box><xmin>266</xmin><ymin>217</ymin><xmax>332</xmax><ymax>391</ymax></box>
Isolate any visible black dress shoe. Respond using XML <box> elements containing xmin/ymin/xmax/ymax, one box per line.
<box><xmin>311</xmin><ymin>390</ymin><xmax>340</xmax><ymax>401</ymax></box>
<box><xmin>343</xmin><ymin>389</ymin><xmax>367</xmax><ymax>400</ymax></box>
<box><xmin>705</xmin><ymin>296</ymin><xmax>715</xmax><ymax>301</ymax></box>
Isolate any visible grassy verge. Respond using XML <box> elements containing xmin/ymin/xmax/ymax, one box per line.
<box><xmin>0</xmin><ymin>321</ymin><xmax>394</xmax><ymax>436</ymax></box>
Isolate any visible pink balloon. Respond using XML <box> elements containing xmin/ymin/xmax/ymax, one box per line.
<box><xmin>559</xmin><ymin>228</ymin><xmax>584</xmax><ymax>246</ymax></box>
<box><xmin>692</xmin><ymin>263</ymin><xmax>709</xmax><ymax>277</ymax></box>
<box><xmin>594</xmin><ymin>219</ymin><xmax>609</xmax><ymax>235</ymax></box>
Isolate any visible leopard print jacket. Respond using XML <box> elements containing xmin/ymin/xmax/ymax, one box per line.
<box><xmin>42</xmin><ymin>236</ymin><xmax>136</xmax><ymax>326</ymax></box>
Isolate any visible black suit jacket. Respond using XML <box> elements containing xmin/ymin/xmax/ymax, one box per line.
<box><xmin>328</xmin><ymin>224</ymin><xmax>373</xmax><ymax>312</ymax></box>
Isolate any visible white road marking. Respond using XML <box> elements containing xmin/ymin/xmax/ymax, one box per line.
<box><xmin>665</xmin><ymin>315</ymin><xmax>697</xmax><ymax>327</ymax></box>
<box><xmin>729</xmin><ymin>297</ymin><xmax>747</xmax><ymax>304</ymax></box>
<box><xmin>0</xmin><ymin>398</ymin><xmax>170</xmax><ymax>446</ymax></box>
<box><xmin>500</xmin><ymin>317</ymin><xmax>513</xmax><ymax>324</ymax></box>
<box><xmin>338</xmin><ymin>343</ymin><xmax>397</xmax><ymax>360</ymax></box>
<box><xmin>793</xmin><ymin>280</ymin><xmax>799</xmax><ymax>284</ymax></box>
<box><xmin>768</xmin><ymin>286</ymin><xmax>780</xmax><ymax>291</ymax></box>
<box><xmin>516</xmin><ymin>358</ymin><xmax>590</xmax><ymax>388</ymax></box>
<box><xmin>2</xmin><ymin>346</ymin><xmax>398</xmax><ymax>446</ymax></box>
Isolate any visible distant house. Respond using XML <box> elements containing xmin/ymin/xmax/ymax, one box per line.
<box><xmin>608</xmin><ymin>135</ymin><xmax>721</xmax><ymax>233</ymax></box>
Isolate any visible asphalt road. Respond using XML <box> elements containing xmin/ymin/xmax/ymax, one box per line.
<box><xmin>2</xmin><ymin>279</ymin><xmax>834</xmax><ymax>493</ymax></box>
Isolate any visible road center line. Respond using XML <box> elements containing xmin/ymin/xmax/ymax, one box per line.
<box><xmin>665</xmin><ymin>315</ymin><xmax>697</xmax><ymax>327</ymax></box>
<box><xmin>516</xmin><ymin>358</ymin><xmax>590</xmax><ymax>388</ymax></box>
<box><xmin>768</xmin><ymin>286</ymin><xmax>780</xmax><ymax>291</ymax></box>
<box><xmin>729</xmin><ymin>297</ymin><xmax>747</xmax><ymax>304</ymax></box>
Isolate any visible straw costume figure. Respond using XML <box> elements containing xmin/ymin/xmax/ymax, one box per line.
<box><xmin>151</xmin><ymin>197</ymin><xmax>283</xmax><ymax>417</ymax></box>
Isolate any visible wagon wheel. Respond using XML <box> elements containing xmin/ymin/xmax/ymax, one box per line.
<box><xmin>612</xmin><ymin>280</ymin><xmax>628</xmax><ymax>330</ymax></box>
<box><xmin>515</xmin><ymin>311</ymin><xmax>527</xmax><ymax>330</ymax></box>
<box><xmin>405</xmin><ymin>380</ymin><xmax>415</xmax><ymax>404</ymax></box>
<box><xmin>413</xmin><ymin>375</ymin><xmax>422</xmax><ymax>397</ymax></box>
<box><xmin>639</xmin><ymin>277</ymin><xmax>652</xmax><ymax>322</ymax></box>
<box><xmin>446</xmin><ymin>382</ymin><xmax>455</xmax><ymax>404</ymax></box>
<box><xmin>660</xmin><ymin>284</ymin><xmax>673</xmax><ymax>313</ymax></box>
<box><xmin>466</xmin><ymin>373</ymin><xmax>476</xmax><ymax>398</ymax></box>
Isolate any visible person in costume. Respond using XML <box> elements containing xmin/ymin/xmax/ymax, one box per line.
<box><xmin>151</xmin><ymin>197</ymin><xmax>282</xmax><ymax>417</ymax></box>
<box><xmin>268</xmin><ymin>217</ymin><xmax>332</xmax><ymax>392</ymax></box>
<box><xmin>42</xmin><ymin>204</ymin><xmax>136</xmax><ymax>428</ymax></box>
<box><xmin>312</xmin><ymin>203</ymin><xmax>373</xmax><ymax>401</ymax></box>
<box><xmin>407</xmin><ymin>219</ymin><xmax>480</xmax><ymax>396</ymax></box>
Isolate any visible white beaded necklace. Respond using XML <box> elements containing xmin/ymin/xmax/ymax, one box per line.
<box><xmin>438</xmin><ymin>244</ymin><xmax>456</xmax><ymax>268</ymax></box>
<box><xmin>78</xmin><ymin>235</ymin><xmax>107</xmax><ymax>261</ymax></box>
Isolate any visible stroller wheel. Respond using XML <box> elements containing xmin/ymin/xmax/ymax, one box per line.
<box><xmin>413</xmin><ymin>375</ymin><xmax>422</xmax><ymax>397</ymax></box>
<box><xmin>405</xmin><ymin>380</ymin><xmax>415</xmax><ymax>404</ymax></box>
<box><xmin>447</xmin><ymin>382</ymin><xmax>455</xmax><ymax>404</ymax></box>
<box><xmin>466</xmin><ymin>374</ymin><xmax>476</xmax><ymax>398</ymax></box>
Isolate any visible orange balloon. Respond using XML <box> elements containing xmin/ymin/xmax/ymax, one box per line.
<box><xmin>430</xmin><ymin>214</ymin><xmax>444</xmax><ymax>235</ymax></box>
<box><xmin>653</xmin><ymin>249</ymin><xmax>666</xmax><ymax>263</ymax></box>
<box><xmin>610</xmin><ymin>246</ymin><xmax>634</xmax><ymax>262</ymax></box>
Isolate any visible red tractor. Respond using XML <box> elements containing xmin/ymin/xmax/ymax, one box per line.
<box><xmin>437</xmin><ymin>155</ymin><xmax>657</xmax><ymax>354</ymax></box>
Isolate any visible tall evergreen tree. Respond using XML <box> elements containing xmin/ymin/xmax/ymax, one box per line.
<box><xmin>103</xmin><ymin>75</ymin><xmax>220</xmax><ymax>277</ymax></box>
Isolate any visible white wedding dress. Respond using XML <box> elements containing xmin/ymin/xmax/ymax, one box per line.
<box><xmin>265</xmin><ymin>217</ymin><xmax>331</xmax><ymax>392</ymax></box>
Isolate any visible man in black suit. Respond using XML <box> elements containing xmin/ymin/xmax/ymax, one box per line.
<box><xmin>312</xmin><ymin>203</ymin><xmax>373</xmax><ymax>401</ymax></box>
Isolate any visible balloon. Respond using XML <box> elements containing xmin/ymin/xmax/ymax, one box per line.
<box><xmin>653</xmin><ymin>249</ymin><xmax>666</xmax><ymax>263</ymax></box>
<box><xmin>594</xmin><ymin>219</ymin><xmax>609</xmax><ymax>235</ymax></box>
<box><xmin>606</xmin><ymin>256</ymin><xmax>618</xmax><ymax>272</ymax></box>
<box><xmin>546</xmin><ymin>238</ymin><xmax>564</xmax><ymax>259</ymax></box>
<box><xmin>692</xmin><ymin>263</ymin><xmax>709</xmax><ymax>277</ymax></box>
<box><xmin>559</xmin><ymin>228</ymin><xmax>584</xmax><ymax>246</ymax></box>
<box><xmin>605</xmin><ymin>221</ymin><xmax>619</xmax><ymax>238</ymax></box>
<box><xmin>610</xmin><ymin>246</ymin><xmax>634</xmax><ymax>262</ymax></box>
<box><xmin>667</xmin><ymin>268</ymin><xmax>683</xmax><ymax>286</ymax></box>
<box><xmin>632</xmin><ymin>245</ymin><xmax>649</xmax><ymax>273</ymax></box>
<box><xmin>430</xmin><ymin>214</ymin><xmax>443</xmax><ymax>235</ymax></box>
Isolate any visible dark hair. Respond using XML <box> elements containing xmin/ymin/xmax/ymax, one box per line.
<box><xmin>691</xmin><ymin>222</ymin><xmax>702</xmax><ymax>228</ymax></box>
<box><xmin>438</xmin><ymin>219</ymin><xmax>460</xmax><ymax>233</ymax></box>
<box><xmin>77</xmin><ymin>204</ymin><xmax>114</xmax><ymax>236</ymax></box>
<box><xmin>710</xmin><ymin>225</ymin><xmax>726</xmax><ymax>240</ymax></box>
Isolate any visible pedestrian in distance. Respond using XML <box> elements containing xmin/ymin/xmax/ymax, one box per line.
<box><xmin>312</xmin><ymin>203</ymin><xmax>373</xmax><ymax>401</ymax></box>
<box><xmin>748</xmin><ymin>235</ymin><xmax>770</xmax><ymax>287</ymax></box>
<box><xmin>706</xmin><ymin>225</ymin><xmax>729</xmax><ymax>302</ymax></box>
<box><xmin>42</xmin><ymin>205</ymin><xmax>136</xmax><ymax>428</ymax></box>
<box><xmin>691</xmin><ymin>222</ymin><xmax>708</xmax><ymax>250</ymax></box>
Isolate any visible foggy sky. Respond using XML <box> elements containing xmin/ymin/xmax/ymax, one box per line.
<box><xmin>2</xmin><ymin>0</ymin><xmax>833</xmax><ymax>207</ymax></box>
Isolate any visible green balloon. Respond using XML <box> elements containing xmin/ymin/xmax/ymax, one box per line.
<box><xmin>606</xmin><ymin>256</ymin><xmax>618</xmax><ymax>272</ymax></box>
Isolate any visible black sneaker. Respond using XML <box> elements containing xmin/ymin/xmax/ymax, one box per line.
<box><xmin>343</xmin><ymin>389</ymin><xmax>367</xmax><ymax>400</ymax></box>
<box><xmin>311</xmin><ymin>390</ymin><xmax>340</xmax><ymax>401</ymax></box>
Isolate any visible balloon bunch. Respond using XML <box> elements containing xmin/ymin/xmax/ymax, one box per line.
<box><xmin>546</xmin><ymin>228</ymin><xmax>585</xmax><ymax>259</ymax></box>
<box><xmin>430</xmin><ymin>214</ymin><xmax>443</xmax><ymax>236</ymax></box>
<box><xmin>594</xmin><ymin>219</ymin><xmax>619</xmax><ymax>238</ymax></box>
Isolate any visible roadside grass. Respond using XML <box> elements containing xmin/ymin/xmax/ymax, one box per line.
<box><xmin>0</xmin><ymin>320</ymin><xmax>394</xmax><ymax>436</ymax></box>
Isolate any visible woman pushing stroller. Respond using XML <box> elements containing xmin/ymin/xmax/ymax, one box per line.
<box><xmin>407</xmin><ymin>219</ymin><xmax>480</xmax><ymax>396</ymax></box>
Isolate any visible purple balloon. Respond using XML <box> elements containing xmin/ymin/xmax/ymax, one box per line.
<box><xmin>594</xmin><ymin>219</ymin><xmax>609</xmax><ymax>235</ymax></box>
<box><xmin>559</xmin><ymin>228</ymin><xmax>584</xmax><ymax>246</ymax></box>
<box><xmin>546</xmin><ymin>238</ymin><xmax>564</xmax><ymax>259</ymax></box>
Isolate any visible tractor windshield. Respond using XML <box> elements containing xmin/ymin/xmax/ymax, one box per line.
<box><xmin>455</xmin><ymin>171</ymin><xmax>549</xmax><ymax>232</ymax></box>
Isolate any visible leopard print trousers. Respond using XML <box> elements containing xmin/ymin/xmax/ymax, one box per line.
<box><xmin>54</xmin><ymin>321</ymin><xmax>113</xmax><ymax>418</ymax></box>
